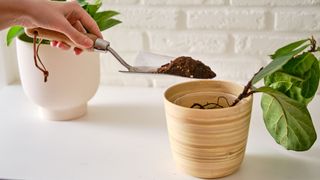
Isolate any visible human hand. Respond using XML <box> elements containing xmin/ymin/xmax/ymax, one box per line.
<box><xmin>18</xmin><ymin>0</ymin><xmax>102</xmax><ymax>55</ymax></box>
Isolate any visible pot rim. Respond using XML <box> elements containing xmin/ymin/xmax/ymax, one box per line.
<box><xmin>164</xmin><ymin>79</ymin><xmax>253</xmax><ymax>112</ymax></box>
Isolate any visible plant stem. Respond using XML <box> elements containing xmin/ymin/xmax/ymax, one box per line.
<box><xmin>231</xmin><ymin>67</ymin><xmax>264</xmax><ymax>107</ymax></box>
<box><xmin>309</xmin><ymin>36</ymin><xmax>317</xmax><ymax>53</ymax></box>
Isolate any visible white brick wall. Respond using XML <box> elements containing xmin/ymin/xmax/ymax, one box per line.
<box><xmin>99</xmin><ymin>0</ymin><xmax>320</xmax><ymax>88</ymax></box>
<box><xmin>275</xmin><ymin>10</ymin><xmax>320</xmax><ymax>32</ymax></box>
<box><xmin>1</xmin><ymin>0</ymin><xmax>319</xmax><ymax>89</ymax></box>
<box><xmin>187</xmin><ymin>9</ymin><xmax>266</xmax><ymax>30</ymax></box>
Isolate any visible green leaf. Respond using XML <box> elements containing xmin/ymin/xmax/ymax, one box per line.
<box><xmin>283</xmin><ymin>52</ymin><xmax>316</xmax><ymax>77</ymax></box>
<box><xmin>282</xmin><ymin>52</ymin><xmax>320</xmax><ymax>99</ymax></box>
<box><xmin>94</xmin><ymin>11</ymin><xmax>120</xmax><ymax>22</ymax></box>
<box><xmin>85</xmin><ymin>3</ymin><xmax>102</xmax><ymax>17</ymax></box>
<box><xmin>6</xmin><ymin>26</ymin><xmax>24</xmax><ymax>46</ymax></box>
<box><xmin>263</xmin><ymin>53</ymin><xmax>319</xmax><ymax>104</ymax></box>
<box><xmin>286</xmin><ymin>86</ymin><xmax>313</xmax><ymax>105</ymax></box>
<box><xmin>264</xmin><ymin>71</ymin><xmax>310</xmax><ymax>104</ymax></box>
<box><xmin>264</xmin><ymin>71</ymin><xmax>303</xmax><ymax>86</ymax></box>
<box><xmin>97</xmin><ymin>18</ymin><xmax>122</xmax><ymax>31</ymax></box>
<box><xmin>270</xmin><ymin>39</ymin><xmax>309</xmax><ymax>60</ymax></box>
<box><xmin>257</xmin><ymin>87</ymin><xmax>317</xmax><ymax>151</ymax></box>
<box><xmin>252</xmin><ymin>44</ymin><xmax>310</xmax><ymax>84</ymax></box>
<box><xmin>301</xmin><ymin>60</ymin><xmax>320</xmax><ymax>98</ymax></box>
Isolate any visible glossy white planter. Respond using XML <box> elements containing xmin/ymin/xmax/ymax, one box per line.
<box><xmin>16</xmin><ymin>38</ymin><xmax>100</xmax><ymax>120</ymax></box>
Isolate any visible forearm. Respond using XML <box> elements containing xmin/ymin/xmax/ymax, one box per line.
<box><xmin>0</xmin><ymin>0</ymin><xmax>40</xmax><ymax>30</ymax></box>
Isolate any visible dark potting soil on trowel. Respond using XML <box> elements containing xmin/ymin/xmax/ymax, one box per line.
<box><xmin>157</xmin><ymin>56</ymin><xmax>216</xmax><ymax>79</ymax></box>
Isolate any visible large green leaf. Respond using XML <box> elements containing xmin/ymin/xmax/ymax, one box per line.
<box><xmin>283</xmin><ymin>52</ymin><xmax>316</xmax><ymax>77</ymax></box>
<box><xmin>252</xmin><ymin>44</ymin><xmax>310</xmax><ymax>84</ymax></box>
<box><xmin>263</xmin><ymin>54</ymin><xmax>319</xmax><ymax>104</ymax></box>
<box><xmin>97</xmin><ymin>18</ymin><xmax>122</xmax><ymax>31</ymax></box>
<box><xmin>6</xmin><ymin>26</ymin><xmax>24</xmax><ymax>46</ymax></box>
<box><xmin>84</xmin><ymin>3</ymin><xmax>102</xmax><ymax>17</ymax></box>
<box><xmin>286</xmin><ymin>86</ymin><xmax>313</xmax><ymax>105</ymax></box>
<box><xmin>301</xmin><ymin>60</ymin><xmax>320</xmax><ymax>98</ymax></box>
<box><xmin>264</xmin><ymin>71</ymin><xmax>303</xmax><ymax>86</ymax></box>
<box><xmin>94</xmin><ymin>11</ymin><xmax>120</xmax><ymax>22</ymax></box>
<box><xmin>270</xmin><ymin>39</ymin><xmax>309</xmax><ymax>60</ymax></box>
<box><xmin>264</xmin><ymin>71</ymin><xmax>311</xmax><ymax>104</ymax></box>
<box><xmin>257</xmin><ymin>87</ymin><xmax>317</xmax><ymax>151</ymax></box>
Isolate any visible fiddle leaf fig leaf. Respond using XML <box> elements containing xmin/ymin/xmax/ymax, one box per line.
<box><xmin>257</xmin><ymin>87</ymin><xmax>317</xmax><ymax>151</ymax></box>
<box><xmin>264</xmin><ymin>52</ymin><xmax>320</xmax><ymax>104</ymax></box>
<box><xmin>270</xmin><ymin>39</ymin><xmax>309</xmax><ymax>60</ymax></box>
<box><xmin>252</xmin><ymin>44</ymin><xmax>310</xmax><ymax>85</ymax></box>
<box><xmin>283</xmin><ymin>52</ymin><xmax>316</xmax><ymax>77</ymax></box>
<box><xmin>301</xmin><ymin>60</ymin><xmax>320</xmax><ymax>98</ymax></box>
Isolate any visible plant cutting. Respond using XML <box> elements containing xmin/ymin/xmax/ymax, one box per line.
<box><xmin>164</xmin><ymin>37</ymin><xmax>320</xmax><ymax>178</ymax></box>
<box><xmin>6</xmin><ymin>0</ymin><xmax>121</xmax><ymax>120</ymax></box>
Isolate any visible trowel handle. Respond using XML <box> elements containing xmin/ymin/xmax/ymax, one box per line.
<box><xmin>25</xmin><ymin>28</ymin><xmax>98</xmax><ymax>49</ymax></box>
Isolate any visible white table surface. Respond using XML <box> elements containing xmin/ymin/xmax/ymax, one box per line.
<box><xmin>0</xmin><ymin>84</ymin><xmax>319</xmax><ymax>180</ymax></box>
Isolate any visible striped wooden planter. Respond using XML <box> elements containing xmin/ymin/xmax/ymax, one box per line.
<box><xmin>164</xmin><ymin>80</ymin><xmax>253</xmax><ymax>178</ymax></box>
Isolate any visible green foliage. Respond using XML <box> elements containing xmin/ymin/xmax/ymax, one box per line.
<box><xmin>252</xmin><ymin>37</ymin><xmax>319</xmax><ymax>151</ymax></box>
<box><xmin>270</xmin><ymin>39</ymin><xmax>309</xmax><ymax>60</ymax></box>
<box><xmin>264</xmin><ymin>52</ymin><xmax>320</xmax><ymax>104</ymax></box>
<box><xmin>80</xmin><ymin>0</ymin><xmax>121</xmax><ymax>32</ymax></box>
<box><xmin>6</xmin><ymin>26</ymin><xmax>24</xmax><ymax>46</ymax></box>
<box><xmin>6</xmin><ymin>0</ymin><xmax>121</xmax><ymax>46</ymax></box>
<box><xmin>257</xmin><ymin>87</ymin><xmax>317</xmax><ymax>151</ymax></box>
<box><xmin>252</xmin><ymin>42</ymin><xmax>310</xmax><ymax>84</ymax></box>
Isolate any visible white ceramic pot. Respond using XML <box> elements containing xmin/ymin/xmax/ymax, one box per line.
<box><xmin>16</xmin><ymin>38</ymin><xmax>100</xmax><ymax>120</ymax></box>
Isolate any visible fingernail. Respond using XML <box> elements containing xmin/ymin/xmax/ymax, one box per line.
<box><xmin>51</xmin><ymin>41</ymin><xmax>58</xmax><ymax>47</ymax></box>
<box><xmin>74</xmin><ymin>48</ymin><xmax>82</xmax><ymax>55</ymax></box>
<box><xmin>58</xmin><ymin>42</ymin><xmax>66</xmax><ymax>48</ymax></box>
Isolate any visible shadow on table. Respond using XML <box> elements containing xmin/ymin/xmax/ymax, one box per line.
<box><xmin>77</xmin><ymin>103</ymin><xmax>167</xmax><ymax>129</ymax></box>
<box><xmin>222</xmin><ymin>154</ymin><xmax>320</xmax><ymax>180</ymax></box>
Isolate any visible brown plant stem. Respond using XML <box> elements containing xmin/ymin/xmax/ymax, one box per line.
<box><xmin>309</xmin><ymin>36</ymin><xmax>317</xmax><ymax>52</ymax></box>
<box><xmin>231</xmin><ymin>67</ymin><xmax>264</xmax><ymax>107</ymax></box>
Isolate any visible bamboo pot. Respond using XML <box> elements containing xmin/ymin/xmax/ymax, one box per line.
<box><xmin>164</xmin><ymin>80</ymin><xmax>253</xmax><ymax>178</ymax></box>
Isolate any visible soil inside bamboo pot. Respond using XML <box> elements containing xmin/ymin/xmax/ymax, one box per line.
<box><xmin>164</xmin><ymin>80</ymin><xmax>253</xmax><ymax>179</ymax></box>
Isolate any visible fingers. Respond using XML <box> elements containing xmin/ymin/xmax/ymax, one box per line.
<box><xmin>50</xmin><ymin>40</ymin><xmax>58</xmax><ymax>47</ymax></box>
<box><xmin>51</xmin><ymin>20</ymin><xmax>86</xmax><ymax>54</ymax></box>
<box><xmin>60</xmin><ymin>19</ymin><xmax>93</xmax><ymax>49</ymax></box>
<box><xmin>48</xmin><ymin>1</ymin><xmax>102</xmax><ymax>52</ymax></box>
<box><xmin>74</xmin><ymin>20</ymin><xmax>86</xmax><ymax>33</ymax></box>
<box><xmin>51</xmin><ymin>40</ymin><xmax>71</xmax><ymax>50</ymax></box>
<box><xmin>74</xmin><ymin>4</ymin><xmax>103</xmax><ymax>38</ymax></box>
<box><xmin>74</xmin><ymin>47</ymin><xmax>83</xmax><ymax>55</ymax></box>
<box><xmin>51</xmin><ymin>40</ymin><xmax>83</xmax><ymax>55</ymax></box>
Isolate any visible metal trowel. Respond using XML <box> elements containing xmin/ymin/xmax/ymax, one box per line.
<box><xmin>26</xmin><ymin>28</ymin><xmax>160</xmax><ymax>74</ymax></box>
<box><xmin>26</xmin><ymin>28</ymin><xmax>216</xmax><ymax>79</ymax></box>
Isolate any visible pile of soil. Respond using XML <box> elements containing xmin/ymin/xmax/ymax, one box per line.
<box><xmin>157</xmin><ymin>56</ymin><xmax>216</xmax><ymax>79</ymax></box>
